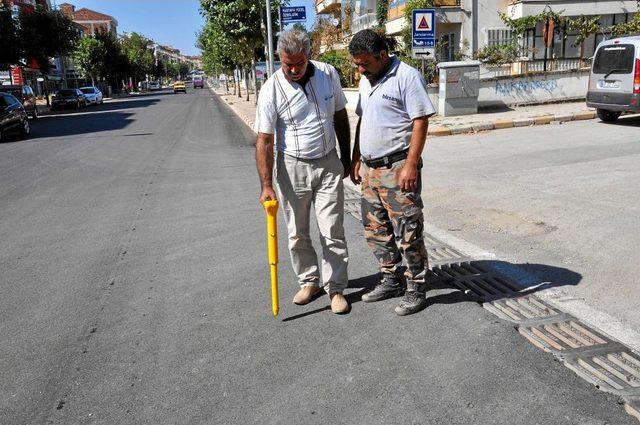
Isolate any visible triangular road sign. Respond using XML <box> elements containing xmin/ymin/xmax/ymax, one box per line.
<box><xmin>418</xmin><ymin>16</ymin><xmax>430</xmax><ymax>30</ymax></box>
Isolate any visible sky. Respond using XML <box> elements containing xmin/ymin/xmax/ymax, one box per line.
<box><xmin>56</xmin><ymin>0</ymin><xmax>317</xmax><ymax>57</ymax></box>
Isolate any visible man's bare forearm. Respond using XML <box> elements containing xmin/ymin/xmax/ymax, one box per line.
<box><xmin>333</xmin><ymin>108</ymin><xmax>351</xmax><ymax>164</ymax></box>
<box><xmin>255</xmin><ymin>132</ymin><xmax>275</xmax><ymax>189</ymax></box>
<box><xmin>406</xmin><ymin>116</ymin><xmax>428</xmax><ymax>167</ymax></box>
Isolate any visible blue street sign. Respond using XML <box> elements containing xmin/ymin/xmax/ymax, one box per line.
<box><xmin>281</xmin><ymin>6</ymin><xmax>306</xmax><ymax>24</ymax></box>
<box><xmin>412</xmin><ymin>9</ymin><xmax>436</xmax><ymax>49</ymax></box>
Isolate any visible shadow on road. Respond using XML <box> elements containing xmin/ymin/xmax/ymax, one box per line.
<box><xmin>607</xmin><ymin>114</ymin><xmax>640</xmax><ymax>127</ymax></box>
<box><xmin>28</xmin><ymin>110</ymin><xmax>136</xmax><ymax>139</ymax></box>
<box><xmin>46</xmin><ymin>97</ymin><xmax>161</xmax><ymax>115</ymax></box>
<box><xmin>433</xmin><ymin>259</ymin><xmax>583</xmax><ymax>302</ymax></box>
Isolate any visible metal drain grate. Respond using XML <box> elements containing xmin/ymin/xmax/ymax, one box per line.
<box><xmin>564</xmin><ymin>351</ymin><xmax>640</xmax><ymax>395</ymax></box>
<box><xmin>518</xmin><ymin>320</ymin><xmax>609</xmax><ymax>353</ymax></box>
<box><xmin>432</xmin><ymin>262</ymin><xmax>521</xmax><ymax>300</ymax></box>
<box><xmin>483</xmin><ymin>296</ymin><xmax>560</xmax><ymax>323</ymax></box>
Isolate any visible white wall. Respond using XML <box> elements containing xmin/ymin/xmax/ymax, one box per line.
<box><xmin>343</xmin><ymin>70</ymin><xmax>589</xmax><ymax>114</ymax></box>
<box><xmin>479</xmin><ymin>70</ymin><xmax>589</xmax><ymax>107</ymax></box>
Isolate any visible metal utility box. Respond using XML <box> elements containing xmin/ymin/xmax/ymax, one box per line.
<box><xmin>438</xmin><ymin>61</ymin><xmax>481</xmax><ymax>116</ymax></box>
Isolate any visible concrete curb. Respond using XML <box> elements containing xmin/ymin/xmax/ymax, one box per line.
<box><xmin>427</xmin><ymin>109</ymin><xmax>598</xmax><ymax>138</ymax></box>
<box><xmin>210</xmin><ymin>86</ymin><xmax>257</xmax><ymax>132</ymax></box>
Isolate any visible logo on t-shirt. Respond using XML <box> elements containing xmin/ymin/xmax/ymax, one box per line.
<box><xmin>382</xmin><ymin>93</ymin><xmax>401</xmax><ymax>104</ymax></box>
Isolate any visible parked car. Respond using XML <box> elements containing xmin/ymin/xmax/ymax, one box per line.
<box><xmin>0</xmin><ymin>84</ymin><xmax>38</xmax><ymax>119</ymax></box>
<box><xmin>173</xmin><ymin>81</ymin><xmax>186</xmax><ymax>93</ymax></box>
<box><xmin>51</xmin><ymin>88</ymin><xmax>87</xmax><ymax>110</ymax></box>
<box><xmin>0</xmin><ymin>92</ymin><xmax>30</xmax><ymax>142</ymax></box>
<box><xmin>193</xmin><ymin>75</ymin><xmax>204</xmax><ymax>89</ymax></box>
<box><xmin>587</xmin><ymin>35</ymin><xmax>640</xmax><ymax>122</ymax></box>
<box><xmin>79</xmin><ymin>86</ymin><xmax>103</xmax><ymax>105</ymax></box>
<box><xmin>149</xmin><ymin>81</ymin><xmax>161</xmax><ymax>91</ymax></box>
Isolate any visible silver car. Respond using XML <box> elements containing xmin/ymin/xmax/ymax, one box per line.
<box><xmin>79</xmin><ymin>86</ymin><xmax>104</xmax><ymax>105</ymax></box>
<box><xmin>586</xmin><ymin>36</ymin><xmax>640</xmax><ymax>122</ymax></box>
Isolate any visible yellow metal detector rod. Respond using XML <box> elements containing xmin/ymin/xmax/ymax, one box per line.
<box><xmin>263</xmin><ymin>199</ymin><xmax>279</xmax><ymax>316</ymax></box>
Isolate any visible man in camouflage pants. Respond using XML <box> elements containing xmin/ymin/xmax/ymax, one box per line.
<box><xmin>348</xmin><ymin>30</ymin><xmax>435</xmax><ymax>316</ymax></box>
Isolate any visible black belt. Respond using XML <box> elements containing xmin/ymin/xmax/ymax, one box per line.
<box><xmin>362</xmin><ymin>149</ymin><xmax>409</xmax><ymax>169</ymax></box>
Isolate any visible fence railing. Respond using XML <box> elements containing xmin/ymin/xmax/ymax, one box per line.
<box><xmin>480</xmin><ymin>58</ymin><xmax>592</xmax><ymax>79</ymax></box>
<box><xmin>351</xmin><ymin>12</ymin><xmax>377</xmax><ymax>34</ymax></box>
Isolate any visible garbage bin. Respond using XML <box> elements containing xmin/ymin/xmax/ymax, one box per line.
<box><xmin>438</xmin><ymin>61</ymin><xmax>481</xmax><ymax>117</ymax></box>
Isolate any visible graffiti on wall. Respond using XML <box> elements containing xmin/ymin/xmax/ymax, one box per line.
<box><xmin>495</xmin><ymin>79</ymin><xmax>559</xmax><ymax>95</ymax></box>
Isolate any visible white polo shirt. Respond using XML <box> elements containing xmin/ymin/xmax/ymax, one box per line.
<box><xmin>254</xmin><ymin>60</ymin><xmax>347</xmax><ymax>159</ymax></box>
<box><xmin>356</xmin><ymin>56</ymin><xmax>435</xmax><ymax>160</ymax></box>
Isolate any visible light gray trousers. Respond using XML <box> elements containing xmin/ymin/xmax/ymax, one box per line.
<box><xmin>275</xmin><ymin>149</ymin><xmax>349</xmax><ymax>295</ymax></box>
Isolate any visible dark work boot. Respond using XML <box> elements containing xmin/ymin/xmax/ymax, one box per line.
<box><xmin>362</xmin><ymin>274</ymin><xmax>405</xmax><ymax>303</ymax></box>
<box><xmin>394</xmin><ymin>282</ymin><xmax>428</xmax><ymax>316</ymax></box>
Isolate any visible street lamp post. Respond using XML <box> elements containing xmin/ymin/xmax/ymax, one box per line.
<box><xmin>265</xmin><ymin>0</ymin><xmax>275</xmax><ymax>77</ymax></box>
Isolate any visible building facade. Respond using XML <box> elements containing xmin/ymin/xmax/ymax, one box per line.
<box><xmin>59</xmin><ymin>3</ymin><xmax>117</xmax><ymax>36</ymax></box>
<box><xmin>316</xmin><ymin>0</ymin><xmax>639</xmax><ymax>66</ymax></box>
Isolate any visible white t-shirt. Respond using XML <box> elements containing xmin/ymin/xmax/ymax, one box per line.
<box><xmin>254</xmin><ymin>60</ymin><xmax>347</xmax><ymax>159</ymax></box>
<box><xmin>356</xmin><ymin>56</ymin><xmax>435</xmax><ymax>160</ymax></box>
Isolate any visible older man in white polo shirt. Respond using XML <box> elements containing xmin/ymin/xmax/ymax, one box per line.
<box><xmin>349</xmin><ymin>29</ymin><xmax>436</xmax><ymax>316</ymax></box>
<box><xmin>254</xmin><ymin>30</ymin><xmax>351</xmax><ymax>314</ymax></box>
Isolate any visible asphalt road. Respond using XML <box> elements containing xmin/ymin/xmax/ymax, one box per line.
<box><xmin>0</xmin><ymin>88</ymin><xmax>634</xmax><ymax>424</ymax></box>
<box><xmin>421</xmin><ymin>116</ymin><xmax>640</xmax><ymax>348</ymax></box>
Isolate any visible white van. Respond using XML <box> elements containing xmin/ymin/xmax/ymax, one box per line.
<box><xmin>587</xmin><ymin>35</ymin><xmax>640</xmax><ymax>122</ymax></box>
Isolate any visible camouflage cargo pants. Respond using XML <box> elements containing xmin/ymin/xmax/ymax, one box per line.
<box><xmin>360</xmin><ymin>158</ymin><xmax>429</xmax><ymax>285</ymax></box>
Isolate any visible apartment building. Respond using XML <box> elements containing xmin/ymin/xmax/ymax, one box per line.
<box><xmin>59</xmin><ymin>3</ymin><xmax>118</xmax><ymax>36</ymax></box>
<box><xmin>317</xmin><ymin>0</ymin><xmax>639</xmax><ymax>63</ymax></box>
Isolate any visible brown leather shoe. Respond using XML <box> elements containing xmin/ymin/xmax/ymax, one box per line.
<box><xmin>293</xmin><ymin>284</ymin><xmax>321</xmax><ymax>305</ymax></box>
<box><xmin>330</xmin><ymin>292</ymin><xmax>349</xmax><ymax>314</ymax></box>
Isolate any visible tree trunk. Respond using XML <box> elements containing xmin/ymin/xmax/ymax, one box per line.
<box><xmin>237</xmin><ymin>68</ymin><xmax>242</xmax><ymax>98</ymax></box>
<box><xmin>225</xmin><ymin>74</ymin><xmax>229</xmax><ymax>93</ymax></box>
<box><xmin>244</xmin><ymin>68</ymin><xmax>250</xmax><ymax>102</ymax></box>
<box><xmin>252</xmin><ymin>59</ymin><xmax>259</xmax><ymax>105</ymax></box>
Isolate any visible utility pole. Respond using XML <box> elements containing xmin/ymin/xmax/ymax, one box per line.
<box><xmin>265</xmin><ymin>0</ymin><xmax>275</xmax><ymax>77</ymax></box>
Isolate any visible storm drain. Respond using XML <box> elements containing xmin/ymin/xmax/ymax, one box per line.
<box><xmin>340</xmin><ymin>190</ymin><xmax>640</xmax><ymax>419</ymax></box>
<box><xmin>483</xmin><ymin>296</ymin><xmax>560</xmax><ymax>323</ymax></box>
<box><xmin>424</xmin><ymin>234</ymin><xmax>470</xmax><ymax>265</ymax></box>
<box><xmin>432</xmin><ymin>262</ymin><xmax>521</xmax><ymax>301</ymax></box>
<box><xmin>564</xmin><ymin>351</ymin><xmax>640</xmax><ymax>395</ymax></box>
<box><xmin>518</xmin><ymin>320</ymin><xmax>609</xmax><ymax>353</ymax></box>
<box><xmin>344</xmin><ymin>187</ymin><xmax>362</xmax><ymax>222</ymax></box>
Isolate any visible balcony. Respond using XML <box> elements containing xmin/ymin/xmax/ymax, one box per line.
<box><xmin>315</xmin><ymin>0</ymin><xmax>341</xmax><ymax>15</ymax></box>
<box><xmin>507</xmin><ymin>0</ymin><xmax>638</xmax><ymax>19</ymax></box>
<box><xmin>386</xmin><ymin>0</ymin><xmax>464</xmax><ymax>35</ymax></box>
<box><xmin>351</xmin><ymin>12</ymin><xmax>377</xmax><ymax>33</ymax></box>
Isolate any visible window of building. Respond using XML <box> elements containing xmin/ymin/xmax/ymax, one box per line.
<box><xmin>486</xmin><ymin>28</ymin><xmax>514</xmax><ymax>46</ymax></box>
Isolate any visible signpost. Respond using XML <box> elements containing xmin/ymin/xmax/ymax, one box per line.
<box><xmin>280</xmin><ymin>6</ymin><xmax>306</xmax><ymax>24</ymax></box>
<box><xmin>412</xmin><ymin>9</ymin><xmax>436</xmax><ymax>62</ymax></box>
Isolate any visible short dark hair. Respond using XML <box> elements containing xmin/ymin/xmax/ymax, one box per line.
<box><xmin>348</xmin><ymin>29</ymin><xmax>389</xmax><ymax>56</ymax></box>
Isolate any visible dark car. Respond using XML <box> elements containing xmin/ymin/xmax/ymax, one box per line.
<box><xmin>0</xmin><ymin>84</ymin><xmax>38</xmax><ymax>119</ymax></box>
<box><xmin>52</xmin><ymin>88</ymin><xmax>87</xmax><ymax>110</ymax></box>
<box><xmin>0</xmin><ymin>92</ymin><xmax>30</xmax><ymax>143</ymax></box>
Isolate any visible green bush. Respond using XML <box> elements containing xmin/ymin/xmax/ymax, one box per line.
<box><xmin>474</xmin><ymin>44</ymin><xmax>519</xmax><ymax>66</ymax></box>
<box><xmin>318</xmin><ymin>49</ymin><xmax>354</xmax><ymax>87</ymax></box>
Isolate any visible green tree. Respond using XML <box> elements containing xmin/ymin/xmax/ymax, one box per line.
<box><xmin>0</xmin><ymin>4</ymin><xmax>20</xmax><ymax>71</ymax></box>
<box><xmin>18</xmin><ymin>5</ymin><xmax>80</xmax><ymax>74</ymax></box>
<box><xmin>73</xmin><ymin>37</ymin><xmax>106</xmax><ymax>85</ymax></box>
<box><xmin>318</xmin><ymin>49</ymin><xmax>354</xmax><ymax>87</ymax></box>
<box><xmin>121</xmin><ymin>32</ymin><xmax>155</xmax><ymax>82</ymax></box>
<box><xmin>93</xmin><ymin>30</ymin><xmax>129</xmax><ymax>92</ymax></box>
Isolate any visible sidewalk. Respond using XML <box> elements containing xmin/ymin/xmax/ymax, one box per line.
<box><xmin>211</xmin><ymin>86</ymin><xmax>596</xmax><ymax>138</ymax></box>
